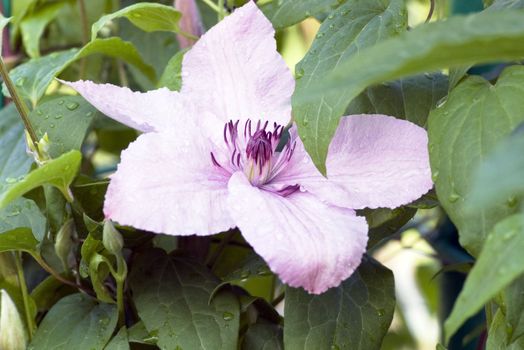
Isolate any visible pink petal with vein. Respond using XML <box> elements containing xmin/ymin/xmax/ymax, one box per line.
<box><xmin>327</xmin><ymin>114</ymin><xmax>433</xmax><ymax>209</ymax></box>
<box><xmin>227</xmin><ymin>172</ymin><xmax>368</xmax><ymax>294</ymax></box>
<box><xmin>104</xmin><ymin>127</ymin><xmax>234</xmax><ymax>236</ymax></box>
<box><xmin>181</xmin><ymin>1</ymin><xmax>294</xmax><ymax>125</ymax></box>
<box><xmin>61</xmin><ymin>80</ymin><xmax>185</xmax><ymax>132</ymax></box>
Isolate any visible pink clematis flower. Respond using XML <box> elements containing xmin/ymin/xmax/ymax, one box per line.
<box><xmin>63</xmin><ymin>1</ymin><xmax>432</xmax><ymax>294</ymax></box>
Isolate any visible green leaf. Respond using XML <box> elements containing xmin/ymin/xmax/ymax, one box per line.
<box><xmin>260</xmin><ymin>0</ymin><xmax>343</xmax><ymax>29</ymax></box>
<box><xmin>105</xmin><ymin>327</ymin><xmax>130</xmax><ymax>350</ymax></box>
<box><xmin>0</xmin><ymin>105</ymin><xmax>33</xmax><ymax>195</ymax></box>
<box><xmin>242</xmin><ymin>321</ymin><xmax>283</xmax><ymax>350</ymax></box>
<box><xmin>468</xmin><ymin>129</ymin><xmax>524</xmax><ymax>213</ymax></box>
<box><xmin>296</xmin><ymin>9</ymin><xmax>524</xmax><ymax>171</ymax></box>
<box><xmin>20</xmin><ymin>2</ymin><xmax>67</xmax><ymax>58</ymax></box>
<box><xmin>346</xmin><ymin>73</ymin><xmax>449</xmax><ymax>127</ymax></box>
<box><xmin>6</xmin><ymin>38</ymin><xmax>155</xmax><ymax>106</ymax></box>
<box><xmin>503</xmin><ymin>276</ymin><xmax>524</xmax><ymax>342</ymax></box>
<box><xmin>284</xmin><ymin>257</ymin><xmax>395</xmax><ymax>350</ymax></box>
<box><xmin>489</xmin><ymin>0</ymin><xmax>524</xmax><ymax>10</ymax></box>
<box><xmin>29</xmin><ymin>293</ymin><xmax>117</xmax><ymax>350</ymax></box>
<box><xmin>31</xmin><ymin>96</ymin><xmax>97</xmax><ymax>158</ymax></box>
<box><xmin>485</xmin><ymin>309</ymin><xmax>524</xmax><ymax>350</ymax></box>
<box><xmin>0</xmin><ymin>230</ymin><xmax>38</xmax><ymax>254</ymax></box>
<box><xmin>445</xmin><ymin>214</ymin><xmax>524</xmax><ymax>341</ymax></box>
<box><xmin>129</xmin><ymin>249</ymin><xmax>240</xmax><ymax>350</ymax></box>
<box><xmin>76</xmin><ymin>37</ymin><xmax>156</xmax><ymax>82</ymax></box>
<box><xmin>429</xmin><ymin>66</ymin><xmax>524</xmax><ymax>255</ymax></box>
<box><xmin>292</xmin><ymin>0</ymin><xmax>407</xmax><ymax>173</ymax></box>
<box><xmin>128</xmin><ymin>321</ymin><xmax>156</xmax><ymax>345</ymax></box>
<box><xmin>0</xmin><ymin>150</ymin><xmax>81</xmax><ymax>210</ymax></box>
<box><xmin>362</xmin><ymin>206</ymin><xmax>417</xmax><ymax>248</ymax></box>
<box><xmin>157</xmin><ymin>50</ymin><xmax>186</xmax><ymax>91</ymax></box>
<box><xmin>91</xmin><ymin>3</ymin><xmax>181</xmax><ymax>41</ymax></box>
<box><xmin>0</xmin><ymin>197</ymin><xmax>46</xmax><ymax>241</ymax></box>
<box><xmin>30</xmin><ymin>275</ymin><xmax>74</xmax><ymax>312</ymax></box>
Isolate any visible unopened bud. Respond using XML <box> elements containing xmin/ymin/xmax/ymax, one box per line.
<box><xmin>0</xmin><ymin>290</ymin><xmax>27</xmax><ymax>350</ymax></box>
<box><xmin>25</xmin><ymin>131</ymin><xmax>51</xmax><ymax>164</ymax></box>
<box><xmin>103</xmin><ymin>220</ymin><xmax>124</xmax><ymax>255</ymax></box>
<box><xmin>55</xmin><ymin>219</ymin><xmax>75</xmax><ymax>270</ymax></box>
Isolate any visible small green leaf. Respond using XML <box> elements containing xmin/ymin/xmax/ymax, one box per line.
<box><xmin>157</xmin><ymin>50</ymin><xmax>186</xmax><ymax>91</ymax></box>
<box><xmin>5</xmin><ymin>38</ymin><xmax>155</xmax><ymax>106</ymax></box>
<box><xmin>0</xmin><ymin>150</ymin><xmax>82</xmax><ymax>210</ymax></box>
<box><xmin>29</xmin><ymin>293</ymin><xmax>117</xmax><ymax>350</ymax></box>
<box><xmin>485</xmin><ymin>309</ymin><xmax>524</xmax><ymax>350</ymax></box>
<box><xmin>445</xmin><ymin>214</ymin><xmax>524</xmax><ymax>341</ymax></box>
<box><xmin>30</xmin><ymin>96</ymin><xmax>97</xmax><ymax>158</ymax></box>
<box><xmin>91</xmin><ymin>3</ymin><xmax>181</xmax><ymax>41</ymax></box>
<box><xmin>284</xmin><ymin>257</ymin><xmax>395</xmax><ymax>350</ymax></box>
<box><xmin>297</xmin><ymin>9</ymin><xmax>524</xmax><ymax>171</ymax></box>
<box><xmin>260</xmin><ymin>0</ymin><xmax>343</xmax><ymax>29</ymax></box>
<box><xmin>20</xmin><ymin>2</ymin><xmax>67</xmax><ymax>58</ymax></box>
<box><xmin>346</xmin><ymin>73</ymin><xmax>449</xmax><ymax>127</ymax></box>
<box><xmin>0</xmin><ymin>197</ymin><xmax>46</xmax><ymax>241</ymax></box>
<box><xmin>0</xmin><ymin>229</ymin><xmax>38</xmax><ymax>255</ymax></box>
<box><xmin>242</xmin><ymin>321</ymin><xmax>283</xmax><ymax>350</ymax></box>
<box><xmin>361</xmin><ymin>206</ymin><xmax>417</xmax><ymax>248</ymax></box>
<box><xmin>292</xmin><ymin>0</ymin><xmax>407</xmax><ymax>173</ymax></box>
<box><xmin>129</xmin><ymin>249</ymin><xmax>240</xmax><ymax>350</ymax></box>
<box><xmin>0</xmin><ymin>105</ymin><xmax>33</xmax><ymax>195</ymax></box>
<box><xmin>105</xmin><ymin>327</ymin><xmax>130</xmax><ymax>350</ymax></box>
<box><xmin>429</xmin><ymin>66</ymin><xmax>524</xmax><ymax>255</ymax></box>
<box><xmin>468</xmin><ymin>129</ymin><xmax>524</xmax><ymax>213</ymax></box>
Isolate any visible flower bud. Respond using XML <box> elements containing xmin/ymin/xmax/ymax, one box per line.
<box><xmin>25</xmin><ymin>131</ymin><xmax>51</xmax><ymax>164</ymax></box>
<box><xmin>55</xmin><ymin>219</ymin><xmax>75</xmax><ymax>270</ymax></box>
<box><xmin>174</xmin><ymin>0</ymin><xmax>204</xmax><ymax>48</ymax></box>
<box><xmin>103</xmin><ymin>220</ymin><xmax>124</xmax><ymax>255</ymax></box>
<box><xmin>0</xmin><ymin>290</ymin><xmax>27</xmax><ymax>350</ymax></box>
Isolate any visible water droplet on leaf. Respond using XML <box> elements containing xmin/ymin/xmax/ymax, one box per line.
<box><xmin>66</xmin><ymin>102</ymin><xmax>79</xmax><ymax>110</ymax></box>
<box><xmin>222</xmin><ymin>312</ymin><xmax>234</xmax><ymax>321</ymax></box>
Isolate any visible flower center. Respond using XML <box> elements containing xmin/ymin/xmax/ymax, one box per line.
<box><xmin>210</xmin><ymin>119</ymin><xmax>297</xmax><ymax>192</ymax></box>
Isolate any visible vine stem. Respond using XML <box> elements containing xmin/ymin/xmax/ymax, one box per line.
<box><xmin>0</xmin><ymin>56</ymin><xmax>39</xmax><ymax>151</ymax></box>
<box><xmin>32</xmin><ymin>253</ymin><xmax>92</xmax><ymax>295</ymax></box>
<box><xmin>200</xmin><ymin>0</ymin><xmax>220</xmax><ymax>13</ymax></box>
<box><xmin>425</xmin><ymin>0</ymin><xmax>435</xmax><ymax>23</ymax></box>
<box><xmin>115</xmin><ymin>256</ymin><xmax>127</xmax><ymax>327</ymax></box>
<box><xmin>217</xmin><ymin>0</ymin><xmax>225</xmax><ymax>20</ymax></box>
<box><xmin>13</xmin><ymin>252</ymin><xmax>36</xmax><ymax>340</ymax></box>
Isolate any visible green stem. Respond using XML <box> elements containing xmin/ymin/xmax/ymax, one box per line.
<box><xmin>13</xmin><ymin>252</ymin><xmax>35</xmax><ymax>339</ymax></box>
<box><xmin>217</xmin><ymin>0</ymin><xmax>225</xmax><ymax>20</ymax></box>
<box><xmin>271</xmin><ymin>291</ymin><xmax>285</xmax><ymax>307</ymax></box>
<box><xmin>200</xmin><ymin>0</ymin><xmax>220</xmax><ymax>13</ymax></box>
<box><xmin>0</xmin><ymin>56</ymin><xmax>39</xmax><ymax>151</ymax></box>
<box><xmin>77</xmin><ymin>0</ymin><xmax>89</xmax><ymax>79</ymax></box>
<box><xmin>115</xmin><ymin>255</ymin><xmax>127</xmax><ymax>327</ymax></box>
<box><xmin>32</xmin><ymin>253</ymin><xmax>92</xmax><ymax>294</ymax></box>
<box><xmin>485</xmin><ymin>301</ymin><xmax>494</xmax><ymax>327</ymax></box>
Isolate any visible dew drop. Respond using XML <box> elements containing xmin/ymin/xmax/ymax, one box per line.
<box><xmin>295</xmin><ymin>68</ymin><xmax>305</xmax><ymax>79</ymax></box>
<box><xmin>240</xmin><ymin>270</ymin><xmax>249</xmax><ymax>279</ymax></box>
<box><xmin>36</xmin><ymin>109</ymin><xmax>43</xmax><ymax>116</ymax></box>
<box><xmin>328</xmin><ymin>14</ymin><xmax>334</xmax><ymax>19</ymax></box>
<box><xmin>448</xmin><ymin>193</ymin><xmax>460</xmax><ymax>203</ymax></box>
<box><xmin>15</xmin><ymin>77</ymin><xmax>26</xmax><ymax>87</ymax></box>
<box><xmin>50</xmin><ymin>123</ymin><xmax>55</xmax><ymax>128</ymax></box>
<box><xmin>222</xmin><ymin>311</ymin><xmax>234</xmax><ymax>321</ymax></box>
<box><xmin>431</xmin><ymin>170</ymin><xmax>439</xmax><ymax>182</ymax></box>
<box><xmin>54</xmin><ymin>114</ymin><xmax>63</xmax><ymax>120</ymax></box>
<box><xmin>86</xmin><ymin>111</ymin><xmax>93</xmax><ymax>117</ymax></box>
<box><xmin>44</xmin><ymin>115</ymin><xmax>50</xmax><ymax>120</ymax></box>
<box><xmin>58</xmin><ymin>99</ymin><xmax>65</xmax><ymax>105</ymax></box>
<box><xmin>507</xmin><ymin>196</ymin><xmax>518</xmax><ymax>208</ymax></box>
<box><xmin>503</xmin><ymin>230</ymin><xmax>516</xmax><ymax>240</ymax></box>
<box><xmin>66</xmin><ymin>102</ymin><xmax>79</xmax><ymax>110</ymax></box>
<box><xmin>377</xmin><ymin>308</ymin><xmax>385</xmax><ymax>317</ymax></box>
<box><xmin>331</xmin><ymin>345</ymin><xmax>341</xmax><ymax>350</ymax></box>
<box><xmin>5</xmin><ymin>177</ymin><xmax>17</xmax><ymax>184</ymax></box>
<box><xmin>316</xmin><ymin>33</ymin><xmax>325</xmax><ymax>39</ymax></box>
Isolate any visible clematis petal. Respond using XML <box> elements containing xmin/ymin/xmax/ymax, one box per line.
<box><xmin>227</xmin><ymin>172</ymin><xmax>368</xmax><ymax>294</ymax></box>
<box><xmin>181</xmin><ymin>1</ymin><xmax>294</xmax><ymax>125</ymax></box>
<box><xmin>60</xmin><ymin>80</ymin><xmax>185</xmax><ymax>132</ymax></box>
<box><xmin>268</xmin><ymin>125</ymin><xmax>354</xmax><ymax>208</ymax></box>
<box><xmin>104</xmin><ymin>128</ymin><xmax>235</xmax><ymax>236</ymax></box>
<box><xmin>327</xmin><ymin>114</ymin><xmax>433</xmax><ymax>209</ymax></box>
